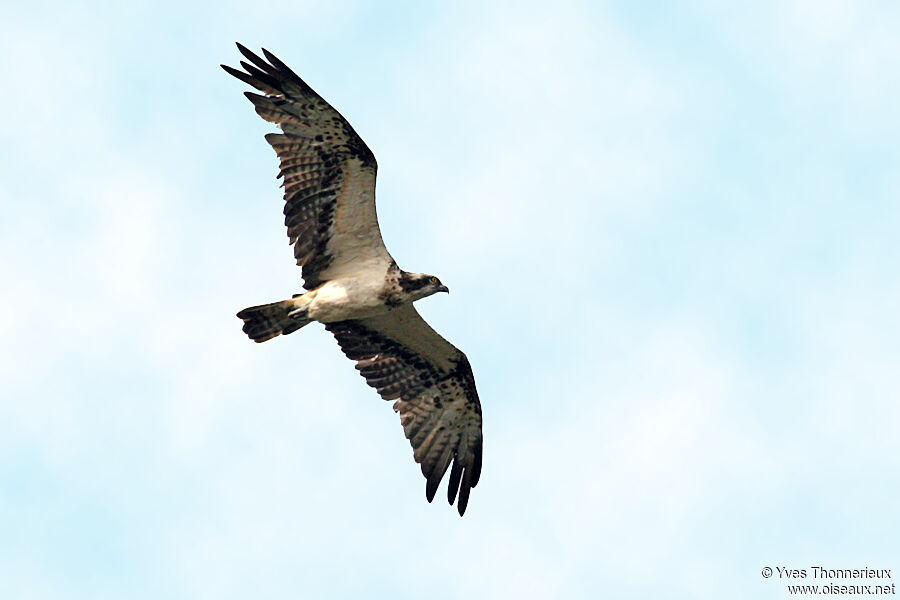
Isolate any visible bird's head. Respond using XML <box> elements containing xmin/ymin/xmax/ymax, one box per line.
<box><xmin>399</xmin><ymin>271</ymin><xmax>450</xmax><ymax>301</ymax></box>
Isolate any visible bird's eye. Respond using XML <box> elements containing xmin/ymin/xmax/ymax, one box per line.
<box><xmin>430</xmin><ymin>276</ymin><xmax>438</xmax><ymax>283</ymax></box>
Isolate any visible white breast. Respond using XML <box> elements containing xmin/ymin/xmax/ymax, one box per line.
<box><xmin>306</xmin><ymin>271</ymin><xmax>389</xmax><ymax>323</ymax></box>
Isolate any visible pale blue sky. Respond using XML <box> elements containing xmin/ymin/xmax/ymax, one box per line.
<box><xmin>1</xmin><ymin>1</ymin><xmax>899</xmax><ymax>598</ymax></box>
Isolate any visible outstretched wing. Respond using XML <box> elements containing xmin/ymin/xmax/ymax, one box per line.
<box><xmin>222</xmin><ymin>44</ymin><xmax>393</xmax><ymax>289</ymax></box>
<box><xmin>326</xmin><ymin>305</ymin><xmax>483</xmax><ymax>516</ymax></box>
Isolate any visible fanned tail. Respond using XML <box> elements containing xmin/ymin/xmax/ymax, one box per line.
<box><xmin>237</xmin><ymin>299</ymin><xmax>309</xmax><ymax>343</ymax></box>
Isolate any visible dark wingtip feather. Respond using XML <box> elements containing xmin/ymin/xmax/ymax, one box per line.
<box><xmin>447</xmin><ymin>459</ymin><xmax>463</xmax><ymax>505</ymax></box>
<box><xmin>243</xmin><ymin>91</ymin><xmax>268</xmax><ymax>105</ymax></box>
<box><xmin>261</xmin><ymin>47</ymin><xmax>282</xmax><ymax>66</ymax></box>
<box><xmin>239</xmin><ymin>60</ymin><xmax>282</xmax><ymax>91</ymax></box>
<box><xmin>220</xmin><ymin>64</ymin><xmax>240</xmax><ymax>78</ymax></box>
<box><xmin>236</xmin><ymin>43</ymin><xmax>270</xmax><ymax>72</ymax></box>
<box><xmin>222</xmin><ymin>62</ymin><xmax>280</xmax><ymax>95</ymax></box>
<box><xmin>222</xmin><ymin>64</ymin><xmax>252</xmax><ymax>83</ymax></box>
<box><xmin>457</xmin><ymin>487</ymin><xmax>470</xmax><ymax>516</ymax></box>
<box><xmin>262</xmin><ymin>47</ymin><xmax>304</xmax><ymax>85</ymax></box>
<box><xmin>457</xmin><ymin>462</ymin><xmax>474</xmax><ymax>516</ymax></box>
<box><xmin>425</xmin><ymin>480</ymin><xmax>437</xmax><ymax>503</ymax></box>
<box><xmin>471</xmin><ymin>443</ymin><xmax>483</xmax><ymax>488</ymax></box>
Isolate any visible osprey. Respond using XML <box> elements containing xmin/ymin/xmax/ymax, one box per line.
<box><xmin>223</xmin><ymin>44</ymin><xmax>483</xmax><ymax>515</ymax></box>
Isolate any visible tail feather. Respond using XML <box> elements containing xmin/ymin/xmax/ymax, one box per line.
<box><xmin>237</xmin><ymin>299</ymin><xmax>309</xmax><ymax>343</ymax></box>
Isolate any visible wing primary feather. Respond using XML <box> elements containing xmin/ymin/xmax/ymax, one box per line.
<box><xmin>425</xmin><ymin>474</ymin><xmax>439</xmax><ymax>503</ymax></box>
<box><xmin>236</xmin><ymin>43</ymin><xmax>275</xmax><ymax>74</ymax></box>
<box><xmin>239</xmin><ymin>60</ymin><xmax>282</xmax><ymax>91</ymax></box>
<box><xmin>471</xmin><ymin>441</ymin><xmax>483</xmax><ymax>487</ymax></box>
<box><xmin>447</xmin><ymin>458</ymin><xmax>463</xmax><ymax>505</ymax></box>
<box><xmin>261</xmin><ymin>48</ymin><xmax>305</xmax><ymax>85</ymax></box>
<box><xmin>220</xmin><ymin>64</ymin><xmax>273</xmax><ymax>93</ymax></box>
<box><xmin>457</xmin><ymin>465</ymin><xmax>473</xmax><ymax>516</ymax></box>
<box><xmin>424</xmin><ymin>444</ymin><xmax>454</xmax><ymax>503</ymax></box>
<box><xmin>243</xmin><ymin>91</ymin><xmax>270</xmax><ymax>105</ymax></box>
<box><xmin>243</xmin><ymin>92</ymin><xmax>292</xmax><ymax>123</ymax></box>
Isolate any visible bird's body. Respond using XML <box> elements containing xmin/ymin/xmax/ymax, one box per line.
<box><xmin>223</xmin><ymin>44</ymin><xmax>483</xmax><ymax>515</ymax></box>
<box><xmin>303</xmin><ymin>272</ymin><xmax>393</xmax><ymax>323</ymax></box>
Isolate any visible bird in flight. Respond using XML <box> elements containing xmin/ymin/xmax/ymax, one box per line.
<box><xmin>223</xmin><ymin>44</ymin><xmax>483</xmax><ymax>515</ymax></box>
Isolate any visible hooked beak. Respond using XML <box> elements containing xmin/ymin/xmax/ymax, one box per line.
<box><xmin>438</xmin><ymin>285</ymin><xmax>450</xmax><ymax>293</ymax></box>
